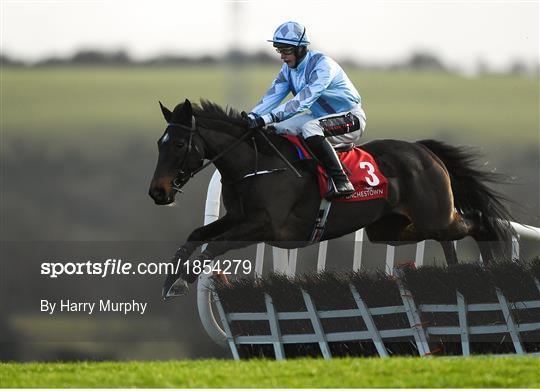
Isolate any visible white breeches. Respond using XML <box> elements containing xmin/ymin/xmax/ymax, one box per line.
<box><xmin>273</xmin><ymin>104</ymin><xmax>367</xmax><ymax>144</ymax></box>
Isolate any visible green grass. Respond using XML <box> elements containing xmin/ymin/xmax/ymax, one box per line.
<box><xmin>1</xmin><ymin>66</ymin><xmax>537</xmax><ymax>146</ymax></box>
<box><xmin>1</xmin><ymin>356</ymin><xmax>539</xmax><ymax>388</ymax></box>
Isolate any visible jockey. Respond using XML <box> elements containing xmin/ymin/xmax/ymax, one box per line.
<box><xmin>246</xmin><ymin>21</ymin><xmax>367</xmax><ymax>200</ymax></box>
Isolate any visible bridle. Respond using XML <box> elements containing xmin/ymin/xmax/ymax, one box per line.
<box><xmin>165</xmin><ymin>116</ymin><xmax>259</xmax><ymax>192</ymax></box>
<box><xmin>164</xmin><ymin>116</ymin><xmax>202</xmax><ymax>192</ymax></box>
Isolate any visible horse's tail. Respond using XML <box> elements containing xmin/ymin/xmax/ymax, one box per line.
<box><xmin>416</xmin><ymin>139</ymin><xmax>514</xmax><ymax>243</ymax></box>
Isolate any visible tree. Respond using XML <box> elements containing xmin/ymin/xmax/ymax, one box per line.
<box><xmin>406</xmin><ymin>52</ymin><xmax>447</xmax><ymax>72</ymax></box>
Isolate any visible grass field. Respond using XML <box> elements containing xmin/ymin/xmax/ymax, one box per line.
<box><xmin>2</xmin><ymin>66</ymin><xmax>537</xmax><ymax>146</ymax></box>
<box><xmin>1</xmin><ymin>356</ymin><xmax>539</xmax><ymax>388</ymax></box>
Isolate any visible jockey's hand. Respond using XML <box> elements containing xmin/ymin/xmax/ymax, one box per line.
<box><xmin>241</xmin><ymin>111</ymin><xmax>271</xmax><ymax>130</ymax></box>
<box><xmin>247</xmin><ymin>116</ymin><xmax>266</xmax><ymax>130</ymax></box>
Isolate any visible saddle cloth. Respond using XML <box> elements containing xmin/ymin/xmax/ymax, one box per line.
<box><xmin>283</xmin><ymin>135</ymin><xmax>388</xmax><ymax>202</ymax></box>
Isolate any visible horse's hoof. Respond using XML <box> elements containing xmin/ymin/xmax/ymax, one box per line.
<box><xmin>162</xmin><ymin>278</ymin><xmax>189</xmax><ymax>300</ymax></box>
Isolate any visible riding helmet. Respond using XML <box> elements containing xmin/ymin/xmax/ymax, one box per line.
<box><xmin>268</xmin><ymin>21</ymin><xmax>310</xmax><ymax>47</ymax></box>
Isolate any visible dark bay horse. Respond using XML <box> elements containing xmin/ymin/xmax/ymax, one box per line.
<box><xmin>149</xmin><ymin>99</ymin><xmax>513</xmax><ymax>298</ymax></box>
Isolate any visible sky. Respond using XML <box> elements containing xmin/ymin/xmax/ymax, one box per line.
<box><xmin>1</xmin><ymin>0</ymin><xmax>538</xmax><ymax>72</ymax></box>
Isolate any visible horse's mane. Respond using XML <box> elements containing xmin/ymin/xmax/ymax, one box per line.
<box><xmin>196</xmin><ymin>100</ymin><xmax>245</xmax><ymax>125</ymax></box>
<box><xmin>172</xmin><ymin>99</ymin><xmax>285</xmax><ymax>156</ymax></box>
<box><xmin>173</xmin><ymin>99</ymin><xmax>247</xmax><ymax>137</ymax></box>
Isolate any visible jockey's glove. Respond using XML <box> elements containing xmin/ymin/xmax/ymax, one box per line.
<box><xmin>247</xmin><ymin>116</ymin><xmax>266</xmax><ymax>130</ymax></box>
<box><xmin>241</xmin><ymin>111</ymin><xmax>274</xmax><ymax>130</ymax></box>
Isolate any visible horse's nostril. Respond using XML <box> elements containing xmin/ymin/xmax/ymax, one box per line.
<box><xmin>149</xmin><ymin>187</ymin><xmax>166</xmax><ymax>201</ymax></box>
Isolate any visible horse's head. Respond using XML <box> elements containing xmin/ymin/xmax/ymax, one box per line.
<box><xmin>148</xmin><ymin>99</ymin><xmax>205</xmax><ymax>205</ymax></box>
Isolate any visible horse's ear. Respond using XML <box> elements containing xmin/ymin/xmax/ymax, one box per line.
<box><xmin>159</xmin><ymin>101</ymin><xmax>172</xmax><ymax>123</ymax></box>
<box><xmin>183</xmin><ymin>99</ymin><xmax>193</xmax><ymax>117</ymax></box>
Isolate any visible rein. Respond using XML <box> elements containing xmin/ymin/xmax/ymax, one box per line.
<box><xmin>193</xmin><ymin>128</ymin><xmax>258</xmax><ymax>176</ymax></box>
<box><xmin>166</xmin><ymin>117</ymin><xmax>258</xmax><ymax>191</ymax></box>
<box><xmin>166</xmin><ymin>114</ymin><xmax>302</xmax><ymax>192</ymax></box>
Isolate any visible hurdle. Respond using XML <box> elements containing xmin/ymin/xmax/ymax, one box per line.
<box><xmin>197</xmin><ymin>170</ymin><xmax>540</xmax><ymax>357</ymax></box>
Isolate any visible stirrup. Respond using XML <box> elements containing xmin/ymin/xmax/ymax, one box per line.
<box><xmin>325</xmin><ymin>176</ymin><xmax>355</xmax><ymax>200</ymax></box>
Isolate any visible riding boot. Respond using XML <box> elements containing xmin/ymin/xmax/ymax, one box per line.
<box><xmin>305</xmin><ymin>135</ymin><xmax>355</xmax><ymax>200</ymax></box>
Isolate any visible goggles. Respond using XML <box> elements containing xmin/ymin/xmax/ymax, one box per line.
<box><xmin>275</xmin><ymin>46</ymin><xmax>295</xmax><ymax>55</ymax></box>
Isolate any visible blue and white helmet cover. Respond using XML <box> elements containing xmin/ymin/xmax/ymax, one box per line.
<box><xmin>268</xmin><ymin>21</ymin><xmax>310</xmax><ymax>46</ymax></box>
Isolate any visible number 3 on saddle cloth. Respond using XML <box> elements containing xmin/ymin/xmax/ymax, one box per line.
<box><xmin>283</xmin><ymin>135</ymin><xmax>388</xmax><ymax>202</ymax></box>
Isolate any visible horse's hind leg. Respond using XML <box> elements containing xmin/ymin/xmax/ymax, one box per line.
<box><xmin>447</xmin><ymin>210</ymin><xmax>497</xmax><ymax>265</ymax></box>
<box><xmin>476</xmin><ymin>241</ymin><xmax>495</xmax><ymax>265</ymax></box>
<box><xmin>364</xmin><ymin>213</ymin><xmax>412</xmax><ymax>245</ymax></box>
<box><xmin>397</xmin><ymin>210</ymin><xmax>473</xmax><ymax>242</ymax></box>
<box><xmin>460</xmin><ymin>209</ymin><xmax>498</xmax><ymax>265</ymax></box>
<box><xmin>400</xmin><ymin>211</ymin><xmax>474</xmax><ymax>266</ymax></box>
<box><xmin>437</xmin><ymin>211</ymin><xmax>502</xmax><ymax>265</ymax></box>
<box><xmin>366</xmin><ymin>212</ymin><xmax>463</xmax><ymax>267</ymax></box>
<box><xmin>398</xmin><ymin>156</ymin><xmax>477</xmax><ymax>266</ymax></box>
<box><xmin>391</xmin><ymin>142</ymin><xmax>492</xmax><ymax>266</ymax></box>
<box><xmin>442</xmin><ymin>210</ymin><xmax>476</xmax><ymax>241</ymax></box>
<box><xmin>440</xmin><ymin>241</ymin><xmax>458</xmax><ymax>266</ymax></box>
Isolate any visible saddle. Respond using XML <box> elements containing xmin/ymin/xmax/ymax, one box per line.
<box><xmin>265</xmin><ymin>126</ymin><xmax>355</xmax><ymax>152</ymax></box>
<box><xmin>333</xmin><ymin>142</ymin><xmax>356</xmax><ymax>152</ymax></box>
<box><xmin>283</xmin><ymin>135</ymin><xmax>389</xmax><ymax>202</ymax></box>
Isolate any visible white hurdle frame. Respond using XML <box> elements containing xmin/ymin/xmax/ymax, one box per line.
<box><xmin>197</xmin><ymin>170</ymin><xmax>540</xmax><ymax>349</ymax></box>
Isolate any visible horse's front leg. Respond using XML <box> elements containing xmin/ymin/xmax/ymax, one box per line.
<box><xmin>166</xmin><ymin>219</ymin><xmax>269</xmax><ymax>297</ymax></box>
<box><xmin>162</xmin><ymin>216</ymin><xmax>236</xmax><ymax>299</ymax></box>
